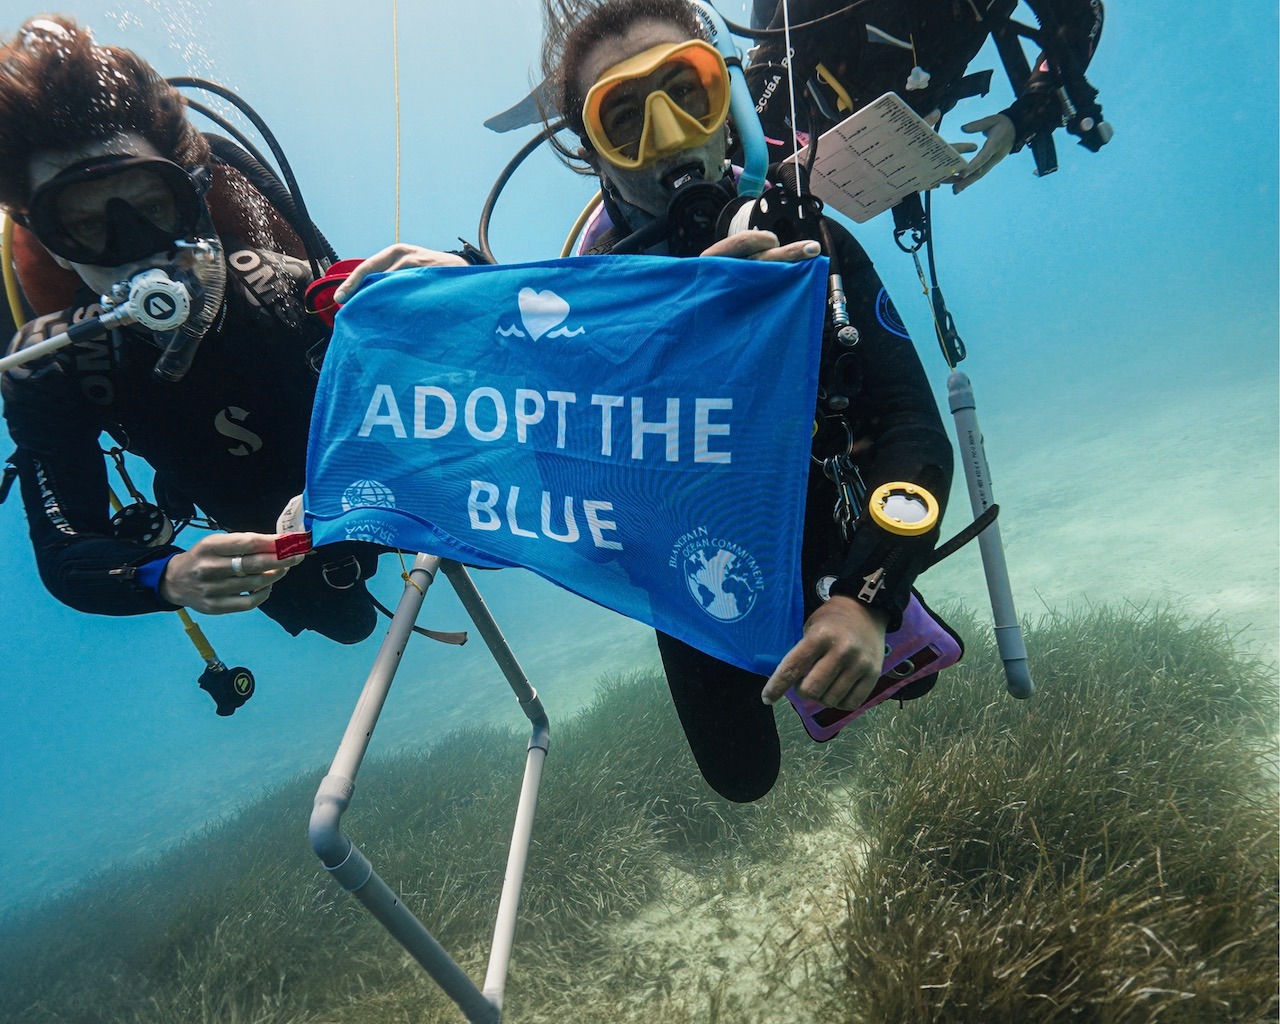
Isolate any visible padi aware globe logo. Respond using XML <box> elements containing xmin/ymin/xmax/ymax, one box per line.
<box><xmin>670</xmin><ymin>527</ymin><xmax>765</xmax><ymax>623</ymax></box>
<box><xmin>341</xmin><ymin>479</ymin><xmax>396</xmax><ymax>512</ymax></box>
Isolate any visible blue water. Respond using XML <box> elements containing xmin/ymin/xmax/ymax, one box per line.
<box><xmin>0</xmin><ymin>0</ymin><xmax>1275</xmax><ymax>913</ymax></box>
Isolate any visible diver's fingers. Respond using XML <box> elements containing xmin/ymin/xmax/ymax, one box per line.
<box><xmin>793</xmin><ymin>651</ymin><xmax>849</xmax><ymax>705</ymax></box>
<box><xmin>952</xmin><ymin>114</ymin><xmax>1016</xmax><ymax>194</ymax></box>
<box><xmin>700</xmin><ymin>229</ymin><xmax>781</xmax><ymax>259</ymax></box>
<box><xmin>761</xmin><ymin>634</ymin><xmax>822</xmax><ymax>705</ymax></box>
<box><xmin>793</xmin><ymin>643</ymin><xmax>880</xmax><ymax>711</ymax></box>
<box><xmin>159</xmin><ymin>534</ymin><xmax>302</xmax><ymax>610</ymax></box>
<box><xmin>840</xmin><ymin>666</ymin><xmax>880</xmax><ymax>711</ymax></box>
<box><xmin>333</xmin><ymin>244</ymin><xmax>468</xmax><ymax>303</ymax></box>
<box><xmin>948</xmin><ymin>141</ymin><xmax>979</xmax><ymax>154</ymax></box>
<box><xmin>194</xmin><ymin>532</ymin><xmax>282</xmax><ymax>557</ymax></box>
<box><xmin>960</xmin><ymin>113</ymin><xmax>1008</xmax><ymax>135</ymax></box>
<box><xmin>750</xmin><ymin>239</ymin><xmax>822</xmax><ymax>263</ymax></box>
<box><xmin>201</xmin><ymin>564</ymin><xmax>295</xmax><ymax>596</ymax></box>
<box><xmin>192</xmin><ymin>584</ymin><xmax>276</xmax><ymax>616</ymax></box>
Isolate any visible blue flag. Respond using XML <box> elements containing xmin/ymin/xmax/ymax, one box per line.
<box><xmin>304</xmin><ymin>255</ymin><xmax>827</xmax><ymax>674</ymax></box>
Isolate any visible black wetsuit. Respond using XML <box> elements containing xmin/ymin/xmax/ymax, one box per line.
<box><xmin>593</xmin><ymin>217</ymin><xmax>953</xmax><ymax>802</ymax></box>
<box><xmin>1</xmin><ymin>244</ymin><xmax>378</xmax><ymax>643</ymax></box>
<box><xmin>748</xmin><ymin>0</ymin><xmax>1105</xmax><ymax>160</ymax></box>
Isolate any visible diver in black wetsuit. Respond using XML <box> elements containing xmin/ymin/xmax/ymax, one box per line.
<box><xmin>536</xmin><ymin>0</ymin><xmax>954</xmax><ymax>802</ymax></box>
<box><xmin>747</xmin><ymin>0</ymin><xmax>1107</xmax><ymax>191</ymax></box>
<box><xmin>334</xmin><ymin>0</ymin><xmax>953</xmax><ymax>802</ymax></box>
<box><xmin>0</xmin><ymin>16</ymin><xmax>379</xmax><ymax>643</ymax></box>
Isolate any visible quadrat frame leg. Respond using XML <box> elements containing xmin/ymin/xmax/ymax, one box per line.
<box><xmin>308</xmin><ymin>554</ymin><xmax>549</xmax><ymax>1024</ymax></box>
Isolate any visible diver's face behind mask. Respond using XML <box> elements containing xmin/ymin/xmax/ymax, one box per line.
<box><xmin>25</xmin><ymin>133</ymin><xmax>214</xmax><ymax>294</ymax></box>
<box><xmin>25</xmin><ymin>134</ymin><xmax>227</xmax><ymax>381</ymax></box>
<box><xmin>578</xmin><ymin>19</ymin><xmax>730</xmax><ymax>218</ymax></box>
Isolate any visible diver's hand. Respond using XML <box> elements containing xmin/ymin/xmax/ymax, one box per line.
<box><xmin>701</xmin><ymin>230</ymin><xmax>821</xmax><ymax>262</ymax></box>
<box><xmin>159</xmin><ymin>532</ymin><xmax>305</xmax><ymax>614</ymax></box>
<box><xmin>332</xmin><ymin>244</ymin><xmax>468</xmax><ymax>304</ymax></box>
<box><xmin>760</xmin><ymin>596</ymin><xmax>888</xmax><ymax>711</ymax></box>
<box><xmin>950</xmin><ymin>113</ymin><xmax>1015</xmax><ymax>193</ymax></box>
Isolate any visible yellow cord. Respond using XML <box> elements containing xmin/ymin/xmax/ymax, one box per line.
<box><xmin>393</xmin><ymin>0</ymin><xmax>402</xmax><ymax>243</ymax></box>
<box><xmin>3</xmin><ymin>213</ymin><xmax>27</xmax><ymax>329</ymax></box>
<box><xmin>397</xmin><ymin>548</ymin><xmax>425</xmax><ymax>595</ymax></box>
<box><xmin>561</xmin><ymin>192</ymin><xmax>604</xmax><ymax>257</ymax></box>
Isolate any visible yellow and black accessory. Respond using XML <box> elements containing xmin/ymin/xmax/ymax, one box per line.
<box><xmin>867</xmin><ymin>481</ymin><xmax>939</xmax><ymax>537</ymax></box>
<box><xmin>582</xmin><ymin>40</ymin><xmax>731</xmax><ymax>170</ymax></box>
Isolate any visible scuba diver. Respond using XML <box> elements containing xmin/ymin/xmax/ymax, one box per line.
<box><xmin>746</xmin><ymin>0</ymin><xmax>1108</xmax><ymax>191</ymax></box>
<box><xmin>536</xmin><ymin>0</ymin><xmax>955</xmax><ymax>801</ymax></box>
<box><xmin>331</xmin><ymin>0</ymin><xmax>955</xmax><ymax>802</ymax></box>
<box><xmin>0</xmin><ymin>17</ymin><xmax>382</xmax><ymax>646</ymax></box>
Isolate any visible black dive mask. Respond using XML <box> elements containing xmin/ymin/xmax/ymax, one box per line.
<box><xmin>23</xmin><ymin>155</ymin><xmax>213</xmax><ymax>267</ymax></box>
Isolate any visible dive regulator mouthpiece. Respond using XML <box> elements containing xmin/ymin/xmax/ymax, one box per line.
<box><xmin>110</xmin><ymin>268</ymin><xmax>193</xmax><ymax>331</ymax></box>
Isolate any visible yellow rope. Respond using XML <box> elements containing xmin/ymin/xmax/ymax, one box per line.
<box><xmin>393</xmin><ymin>0</ymin><xmax>402</xmax><ymax>243</ymax></box>
<box><xmin>397</xmin><ymin>549</ymin><xmax>425</xmax><ymax>595</ymax></box>
<box><xmin>2</xmin><ymin>214</ymin><xmax>27</xmax><ymax>329</ymax></box>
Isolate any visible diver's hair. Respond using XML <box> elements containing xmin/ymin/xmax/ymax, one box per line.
<box><xmin>540</xmin><ymin>0</ymin><xmax>705</xmax><ymax>172</ymax></box>
<box><xmin>0</xmin><ymin>16</ymin><xmax>209</xmax><ymax>210</ymax></box>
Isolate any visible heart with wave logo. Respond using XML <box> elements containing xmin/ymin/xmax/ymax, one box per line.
<box><xmin>518</xmin><ymin>287</ymin><xmax>571</xmax><ymax>341</ymax></box>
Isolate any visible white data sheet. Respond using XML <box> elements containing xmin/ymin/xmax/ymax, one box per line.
<box><xmin>787</xmin><ymin>92</ymin><xmax>967</xmax><ymax>223</ymax></box>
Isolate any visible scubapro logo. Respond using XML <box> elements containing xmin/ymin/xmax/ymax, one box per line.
<box><xmin>341</xmin><ymin>479</ymin><xmax>396</xmax><ymax>512</ymax></box>
<box><xmin>214</xmin><ymin>406</ymin><xmax>264</xmax><ymax>457</ymax></box>
<box><xmin>671</xmin><ymin>528</ymin><xmax>764</xmax><ymax>623</ymax></box>
<box><xmin>496</xmin><ymin>287</ymin><xmax>586</xmax><ymax>341</ymax></box>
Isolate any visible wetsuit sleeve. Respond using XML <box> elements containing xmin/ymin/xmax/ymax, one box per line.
<box><xmin>1</xmin><ymin>319</ymin><xmax>182</xmax><ymax>616</ymax></box>
<box><xmin>808</xmin><ymin>224</ymin><xmax>953</xmax><ymax>627</ymax></box>
<box><xmin>1002</xmin><ymin>0</ymin><xmax>1105</xmax><ymax>146</ymax></box>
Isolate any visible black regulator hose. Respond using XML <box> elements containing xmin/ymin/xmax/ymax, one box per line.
<box><xmin>478</xmin><ymin>122</ymin><xmax>562</xmax><ymax>265</ymax></box>
<box><xmin>183</xmin><ymin>99</ymin><xmax>277</xmax><ymax>182</ymax></box>
<box><xmin>204</xmin><ymin>134</ymin><xmax>339</xmax><ymax>264</ymax></box>
<box><xmin>168</xmin><ymin>77</ymin><xmax>329</xmax><ymax>279</ymax></box>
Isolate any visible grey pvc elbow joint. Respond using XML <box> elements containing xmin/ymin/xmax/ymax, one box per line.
<box><xmin>309</xmin><ymin>774</ymin><xmax>356</xmax><ymax>869</ymax></box>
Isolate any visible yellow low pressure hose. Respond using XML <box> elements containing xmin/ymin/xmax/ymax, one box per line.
<box><xmin>561</xmin><ymin>191</ymin><xmax>604</xmax><ymax>257</ymax></box>
<box><xmin>104</xmin><ymin>484</ymin><xmax>221</xmax><ymax>665</ymax></box>
<box><xmin>3</xmin><ymin>214</ymin><xmax>27</xmax><ymax>328</ymax></box>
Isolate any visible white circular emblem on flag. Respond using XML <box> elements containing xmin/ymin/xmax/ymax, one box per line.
<box><xmin>677</xmin><ymin>535</ymin><xmax>764</xmax><ymax>623</ymax></box>
<box><xmin>341</xmin><ymin>479</ymin><xmax>396</xmax><ymax>512</ymax></box>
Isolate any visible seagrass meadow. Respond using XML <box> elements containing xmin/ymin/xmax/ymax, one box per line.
<box><xmin>1</xmin><ymin>606</ymin><xmax>1274</xmax><ymax>1023</ymax></box>
<box><xmin>0</xmin><ymin>2</ymin><xmax>1277</xmax><ymax>1021</ymax></box>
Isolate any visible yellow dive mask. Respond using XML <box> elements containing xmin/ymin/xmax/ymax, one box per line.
<box><xmin>582</xmin><ymin>39</ymin><xmax>731</xmax><ymax>170</ymax></box>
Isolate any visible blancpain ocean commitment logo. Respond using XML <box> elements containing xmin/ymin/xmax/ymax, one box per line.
<box><xmin>670</xmin><ymin>526</ymin><xmax>764</xmax><ymax>623</ymax></box>
<box><xmin>496</xmin><ymin>287</ymin><xmax>586</xmax><ymax>341</ymax></box>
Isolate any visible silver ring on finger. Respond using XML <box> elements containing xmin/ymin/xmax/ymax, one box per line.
<box><xmin>231</xmin><ymin>554</ymin><xmax>247</xmax><ymax>578</ymax></box>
